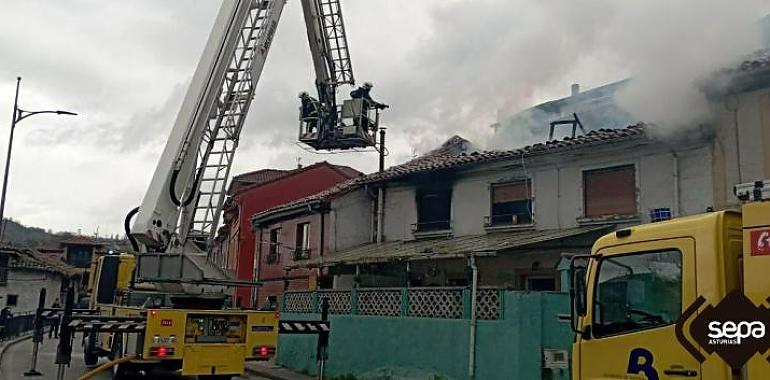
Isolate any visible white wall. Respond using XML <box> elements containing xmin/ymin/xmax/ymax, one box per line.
<box><xmin>376</xmin><ymin>139</ymin><xmax>714</xmax><ymax>240</ymax></box>
<box><xmin>330</xmin><ymin>189</ymin><xmax>373</xmax><ymax>252</ymax></box>
<box><xmin>0</xmin><ymin>269</ymin><xmax>62</xmax><ymax>313</ymax></box>
<box><xmin>382</xmin><ymin>186</ymin><xmax>417</xmax><ymax>241</ymax></box>
<box><xmin>712</xmin><ymin>87</ymin><xmax>770</xmax><ymax>208</ymax></box>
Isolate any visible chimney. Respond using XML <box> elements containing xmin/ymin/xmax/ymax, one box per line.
<box><xmin>571</xmin><ymin>83</ymin><xmax>580</xmax><ymax>97</ymax></box>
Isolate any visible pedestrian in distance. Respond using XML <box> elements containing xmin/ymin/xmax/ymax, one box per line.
<box><xmin>0</xmin><ymin>306</ymin><xmax>12</xmax><ymax>339</ymax></box>
<box><xmin>49</xmin><ymin>298</ymin><xmax>61</xmax><ymax>339</ymax></box>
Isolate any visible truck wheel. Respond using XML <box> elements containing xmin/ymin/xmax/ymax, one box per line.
<box><xmin>83</xmin><ymin>333</ymin><xmax>99</xmax><ymax>366</ymax></box>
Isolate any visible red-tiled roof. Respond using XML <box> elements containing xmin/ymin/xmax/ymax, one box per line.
<box><xmin>234</xmin><ymin>169</ymin><xmax>291</xmax><ymax>185</ymax></box>
<box><xmin>2</xmin><ymin>247</ymin><xmax>83</xmax><ymax>277</ymax></box>
<box><xmin>59</xmin><ymin>236</ymin><xmax>103</xmax><ymax>246</ymax></box>
<box><xmin>228</xmin><ymin>169</ymin><xmax>291</xmax><ymax>196</ymax></box>
<box><xmin>229</xmin><ymin>161</ymin><xmax>362</xmax><ymax>197</ymax></box>
<box><xmin>253</xmin><ymin>124</ymin><xmax>647</xmax><ymax>222</ymax></box>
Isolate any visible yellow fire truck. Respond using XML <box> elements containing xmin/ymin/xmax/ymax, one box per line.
<box><xmin>83</xmin><ymin>254</ymin><xmax>278</xmax><ymax>379</ymax></box>
<box><xmin>68</xmin><ymin>0</ymin><xmax>373</xmax><ymax>377</ymax></box>
<box><xmin>571</xmin><ymin>180</ymin><xmax>770</xmax><ymax>379</ymax></box>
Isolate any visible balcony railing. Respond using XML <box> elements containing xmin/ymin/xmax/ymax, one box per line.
<box><xmin>293</xmin><ymin>248</ymin><xmax>311</xmax><ymax>260</ymax></box>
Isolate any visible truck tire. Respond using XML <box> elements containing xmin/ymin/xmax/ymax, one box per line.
<box><xmin>83</xmin><ymin>333</ymin><xmax>99</xmax><ymax>366</ymax></box>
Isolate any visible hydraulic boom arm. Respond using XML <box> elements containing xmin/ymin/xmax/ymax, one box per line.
<box><xmin>131</xmin><ymin>0</ymin><xmax>286</xmax><ymax>253</ymax></box>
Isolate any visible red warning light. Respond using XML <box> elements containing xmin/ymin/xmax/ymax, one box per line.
<box><xmin>259</xmin><ymin>346</ymin><xmax>269</xmax><ymax>357</ymax></box>
<box><xmin>158</xmin><ymin>346</ymin><xmax>168</xmax><ymax>357</ymax></box>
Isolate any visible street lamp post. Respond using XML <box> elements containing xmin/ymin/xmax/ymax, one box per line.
<box><xmin>0</xmin><ymin>77</ymin><xmax>77</xmax><ymax>241</ymax></box>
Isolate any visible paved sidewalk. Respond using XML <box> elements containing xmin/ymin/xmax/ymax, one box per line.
<box><xmin>245</xmin><ymin>361</ymin><xmax>316</xmax><ymax>380</ymax></box>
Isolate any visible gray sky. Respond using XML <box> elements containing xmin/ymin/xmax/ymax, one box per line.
<box><xmin>0</xmin><ymin>0</ymin><xmax>767</xmax><ymax>236</ymax></box>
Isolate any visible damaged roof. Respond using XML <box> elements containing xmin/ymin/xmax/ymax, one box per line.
<box><xmin>253</xmin><ymin>124</ymin><xmax>647</xmax><ymax>223</ymax></box>
<box><xmin>735</xmin><ymin>49</ymin><xmax>770</xmax><ymax>73</ymax></box>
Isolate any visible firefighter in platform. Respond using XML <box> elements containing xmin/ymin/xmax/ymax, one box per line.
<box><xmin>350</xmin><ymin>82</ymin><xmax>387</xmax><ymax>130</ymax></box>
<box><xmin>299</xmin><ymin>91</ymin><xmax>320</xmax><ymax>134</ymax></box>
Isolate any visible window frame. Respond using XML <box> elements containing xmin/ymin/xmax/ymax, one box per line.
<box><xmin>488</xmin><ymin>179</ymin><xmax>534</xmax><ymax>226</ymax></box>
<box><xmin>6</xmin><ymin>294</ymin><xmax>18</xmax><ymax>307</ymax></box>
<box><xmin>581</xmin><ymin>163</ymin><xmax>638</xmax><ymax>220</ymax></box>
<box><xmin>266</xmin><ymin>227</ymin><xmax>281</xmax><ymax>264</ymax></box>
<box><xmin>415</xmin><ymin>186</ymin><xmax>453</xmax><ymax>232</ymax></box>
<box><xmin>294</xmin><ymin>223</ymin><xmax>311</xmax><ymax>260</ymax></box>
<box><xmin>591</xmin><ymin>248</ymin><xmax>683</xmax><ymax>339</ymax></box>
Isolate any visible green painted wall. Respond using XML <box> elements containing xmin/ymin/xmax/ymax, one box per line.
<box><xmin>277</xmin><ymin>291</ymin><xmax>573</xmax><ymax>380</ymax></box>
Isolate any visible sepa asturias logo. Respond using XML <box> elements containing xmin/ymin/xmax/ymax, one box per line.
<box><xmin>676</xmin><ymin>291</ymin><xmax>770</xmax><ymax>369</ymax></box>
<box><xmin>707</xmin><ymin>320</ymin><xmax>766</xmax><ymax>345</ymax></box>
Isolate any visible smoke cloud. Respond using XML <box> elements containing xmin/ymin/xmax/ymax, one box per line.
<box><xmin>380</xmin><ymin>0</ymin><xmax>769</xmax><ymax>150</ymax></box>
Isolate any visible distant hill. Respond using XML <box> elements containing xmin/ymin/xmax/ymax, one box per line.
<box><xmin>1</xmin><ymin>218</ymin><xmax>60</xmax><ymax>248</ymax></box>
<box><xmin>1</xmin><ymin>218</ymin><xmax>129</xmax><ymax>251</ymax></box>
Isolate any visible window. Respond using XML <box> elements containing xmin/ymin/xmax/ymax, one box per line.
<box><xmin>6</xmin><ymin>294</ymin><xmax>17</xmax><ymax>307</ymax></box>
<box><xmin>489</xmin><ymin>180</ymin><xmax>532</xmax><ymax>226</ymax></box>
<box><xmin>416</xmin><ymin>187</ymin><xmax>452</xmax><ymax>231</ymax></box>
<box><xmin>0</xmin><ymin>255</ymin><xmax>8</xmax><ymax>286</ymax></box>
<box><xmin>583</xmin><ymin>165</ymin><xmax>637</xmax><ymax>218</ymax></box>
<box><xmin>267</xmin><ymin>228</ymin><xmax>281</xmax><ymax>264</ymax></box>
<box><xmin>294</xmin><ymin>223</ymin><xmax>310</xmax><ymax>260</ymax></box>
<box><xmin>592</xmin><ymin>249</ymin><xmax>682</xmax><ymax>337</ymax></box>
<box><xmin>66</xmin><ymin>246</ymin><xmax>93</xmax><ymax>268</ymax></box>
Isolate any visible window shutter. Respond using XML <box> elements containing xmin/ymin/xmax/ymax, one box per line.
<box><xmin>492</xmin><ymin>182</ymin><xmax>531</xmax><ymax>203</ymax></box>
<box><xmin>584</xmin><ymin>165</ymin><xmax>636</xmax><ymax>218</ymax></box>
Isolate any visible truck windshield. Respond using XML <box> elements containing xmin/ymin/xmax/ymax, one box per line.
<box><xmin>592</xmin><ymin>249</ymin><xmax>682</xmax><ymax>337</ymax></box>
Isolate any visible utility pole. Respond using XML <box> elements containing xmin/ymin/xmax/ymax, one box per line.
<box><xmin>0</xmin><ymin>77</ymin><xmax>77</xmax><ymax>241</ymax></box>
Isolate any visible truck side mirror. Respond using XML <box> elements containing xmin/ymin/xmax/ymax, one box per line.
<box><xmin>574</xmin><ymin>269</ymin><xmax>587</xmax><ymax>315</ymax></box>
<box><xmin>569</xmin><ymin>255</ymin><xmax>591</xmax><ymax>335</ymax></box>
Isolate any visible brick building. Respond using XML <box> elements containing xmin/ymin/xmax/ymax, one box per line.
<box><xmin>211</xmin><ymin>162</ymin><xmax>360</xmax><ymax>306</ymax></box>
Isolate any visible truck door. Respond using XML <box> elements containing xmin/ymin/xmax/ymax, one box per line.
<box><xmin>578</xmin><ymin>238</ymin><xmax>699</xmax><ymax>380</ymax></box>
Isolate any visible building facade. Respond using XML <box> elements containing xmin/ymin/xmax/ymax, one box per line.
<box><xmin>212</xmin><ymin>162</ymin><xmax>361</xmax><ymax>306</ymax></box>
<box><xmin>251</xmin><ymin>49</ymin><xmax>770</xmax><ymax>302</ymax></box>
<box><xmin>0</xmin><ymin>247</ymin><xmax>81</xmax><ymax>313</ymax></box>
<box><xmin>284</xmin><ymin>125</ymin><xmax>713</xmax><ymax>291</ymax></box>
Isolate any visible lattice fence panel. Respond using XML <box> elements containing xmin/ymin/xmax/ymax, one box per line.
<box><xmin>284</xmin><ymin>291</ymin><xmax>313</xmax><ymax>313</ymax></box>
<box><xmin>475</xmin><ymin>288</ymin><xmax>502</xmax><ymax>320</ymax></box>
<box><xmin>318</xmin><ymin>291</ymin><xmax>352</xmax><ymax>315</ymax></box>
<box><xmin>357</xmin><ymin>289</ymin><xmax>401</xmax><ymax>317</ymax></box>
<box><xmin>408</xmin><ymin>288</ymin><xmax>464</xmax><ymax>319</ymax></box>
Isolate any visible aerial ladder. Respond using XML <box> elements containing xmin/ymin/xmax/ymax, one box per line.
<box><xmin>129</xmin><ymin>0</ymin><xmax>288</xmax><ymax>287</ymax></box>
<box><xmin>297</xmin><ymin>0</ymin><xmax>386</xmax><ymax>150</ymax></box>
<box><xmin>31</xmin><ymin>0</ymin><xmax>375</xmax><ymax>377</ymax></box>
<box><xmin>130</xmin><ymin>0</ymin><xmax>384</xmax><ymax>285</ymax></box>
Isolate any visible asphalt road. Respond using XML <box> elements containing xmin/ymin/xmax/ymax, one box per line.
<box><xmin>1</xmin><ymin>335</ymin><xmax>111</xmax><ymax>380</ymax></box>
<box><xmin>1</xmin><ymin>335</ymin><xmax>266</xmax><ymax>380</ymax></box>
